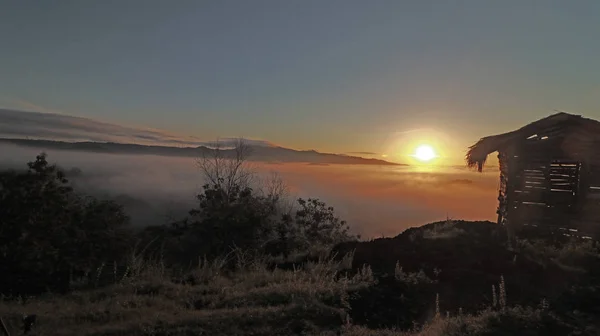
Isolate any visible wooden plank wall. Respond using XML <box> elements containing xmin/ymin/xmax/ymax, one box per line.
<box><xmin>502</xmin><ymin>128</ymin><xmax>600</xmax><ymax>238</ymax></box>
<box><xmin>560</xmin><ymin>131</ymin><xmax>600</xmax><ymax>237</ymax></box>
<box><xmin>504</xmin><ymin>134</ymin><xmax>583</xmax><ymax>233</ymax></box>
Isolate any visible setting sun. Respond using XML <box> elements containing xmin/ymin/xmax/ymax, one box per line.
<box><xmin>413</xmin><ymin>144</ymin><xmax>437</xmax><ymax>162</ymax></box>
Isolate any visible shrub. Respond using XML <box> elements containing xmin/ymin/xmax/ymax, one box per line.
<box><xmin>422</xmin><ymin>219</ymin><xmax>466</xmax><ymax>240</ymax></box>
<box><xmin>146</xmin><ymin>139</ymin><xmax>358</xmax><ymax>265</ymax></box>
<box><xmin>0</xmin><ymin>153</ymin><xmax>132</xmax><ymax>296</ymax></box>
<box><xmin>295</xmin><ymin>198</ymin><xmax>357</xmax><ymax>247</ymax></box>
<box><xmin>172</xmin><ymin>178</ymin><xmax>280</xmax><ymax>260</ymax></box>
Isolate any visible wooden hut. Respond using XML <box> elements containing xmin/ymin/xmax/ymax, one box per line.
<box><xmin>466</xmin><ymin>112</ymin><xmax>600</xmax><ymax>241</ymax></box>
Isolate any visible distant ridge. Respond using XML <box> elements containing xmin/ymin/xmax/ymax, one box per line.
<box><xmin>0</xmin><ymin>138</ymin><xmax>405</xmax><ymax>166</ymax></box>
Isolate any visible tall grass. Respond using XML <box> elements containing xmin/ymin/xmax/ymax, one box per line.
<box><xmin>0</xmin><ymin>237</ymin><xmax>591</xmax><ymax>335</ymax></box>
<box><xmin>0</xmin><ymin>249</ymin><xmax>375</xmax><ymax>336</ymax></box>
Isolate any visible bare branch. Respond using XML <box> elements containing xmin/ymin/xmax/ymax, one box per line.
<box><xmin>195</xmin><ymin>138</ymin><xmax>255</xmax><ymax>198</ymax></box>
<box><xmin>261</xmin><ymin>171</ymin><xmax>288</xmax><ymax>201</ymax></box>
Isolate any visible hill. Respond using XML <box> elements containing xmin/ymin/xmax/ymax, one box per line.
<box><xmin>1</xmin><ymin>220</ymin><xmax>599</xmax><ymax>335</ymax></box>
<box><xmin>0</xmin><ymin>137</ymin><xmax>403</xmax><ymax>166</ymax></box>
<box><xmin>333</xmin><ymin>220</ymin><xmax>600</xmax><ymax>331</ymax></box>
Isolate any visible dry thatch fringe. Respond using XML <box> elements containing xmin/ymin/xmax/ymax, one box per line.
<box><xmin>465</xmin><ymin>112</ymin><xmax>594</xmax><ymax>172</ymax></box>
<box><xmin>466</xmin><ymin>138</ymin><xmax>491</xmax><ymax>172</ymax></box>
<box><xmin>466</xmin><ymin>132</ymin><xmax>518</xmax><ymax>172</ymax></box>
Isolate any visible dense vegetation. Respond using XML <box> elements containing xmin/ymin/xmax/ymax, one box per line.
<box><xmin>1</xmin><ymin>147</ymin><xmax>600</xmax><ymax>335</ymax></box>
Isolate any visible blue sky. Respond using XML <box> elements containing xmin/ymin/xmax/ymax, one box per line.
<box><xmin>1</xmin><ymin>1</ymin><xmax>599</xmax><ymax>162</ymax></box>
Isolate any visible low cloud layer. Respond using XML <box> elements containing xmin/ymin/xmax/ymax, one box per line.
<box><xmin>0</xmin><ymin>109</ymin><xmax>274</xmax><ymax>148</ymax></box>
<box><xmin>0</xmin><ymin>144</ymin><xmax>499</xmax><ymax>239</ymax></box>
<box><xmin>346</xmin><ymin>151</ymin><xmax>379</xmax><ymax>156</ymax></box>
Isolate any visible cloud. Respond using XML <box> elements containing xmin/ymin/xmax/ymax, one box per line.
<box><xmin>0</xmin><ymin>109</ymin><xmax>501</xmax><ymax>238</ymax></box>
<box><xmin>0</xmin><ymin>143</ymin><xmax>499</xmax><ymax>238</ymax></box>
<box><xmin>0</xmin><ymin>98</ymin><xmax>67</xmax><ymax>115</ymax></box>
<box><xmin>0</xmin><ymin>108</ymin><xmax>275</xmax><ymax>148</ymax></box>
<box><xmin>202</xmin><ymin>137</ymin><xmax>276</xmax><ymax>148</ymax></box>
<box><xmin>444</xmin><ymin>178</ymin><xmax>474</xmax><ymax>186</ymax></box>
<box><xmin>346</xmin><ymin>151</ymin><xmax>379</xmax><ymax>156</ymax></box>
<box><xmin>259</xmin><ymin>163</ymin><xmax>499</xmax><ymax>238</ymax></box>
<box><xmin>391</xmin><ymin>128</ymin><xmax>433</xmax><ymax>135</ymax></box>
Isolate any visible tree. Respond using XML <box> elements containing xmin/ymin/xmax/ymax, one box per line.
<box><xmin>196</xmin><ymin>138</ymin><xmax>256</xmax><ymax>200</ymax></box>
<box><xmin>161</xmin><ymin>139</ymin><xmax>280</xmax><ymax>261</ymax></box>
<box><xmin>294</xmin><ymin>198</ymin><xmax>358</xmax><ymax>247</ymax></box>
<box><xmin>144</xmin><ymin>138</ymin><xmax>358</xmax><ymax>264</ymax></box>
<box><xmin>0</xmin><ymin>153</ymin><xmax>132</xmax><ymax>295</ymax></box>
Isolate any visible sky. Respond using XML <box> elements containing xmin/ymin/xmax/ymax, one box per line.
<box><xmin>1</xmin><ymin>1</ymin><xmax>599</xmax><ymax>164</ymax></box>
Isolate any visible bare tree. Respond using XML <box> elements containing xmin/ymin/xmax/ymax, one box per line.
<box><xmin>196</xmin><ymin>138</ymin><xmax>255</xmax><ymax>197</ymax></box>
<box><xmin>260</xmin><ymin>171</ymin><xmax>287</xmax><ymax>201</ymax></box>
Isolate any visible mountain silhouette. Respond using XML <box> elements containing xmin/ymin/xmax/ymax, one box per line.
<box><xmin>0</xmin><ymin>138</ymin><xmax>404</xmax><ymax>166</ymax></box>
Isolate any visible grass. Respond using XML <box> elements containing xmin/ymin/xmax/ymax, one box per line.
<box><xmin>516</xmin><ymin>237</ymin><xmax>600</xmax><ymax>269</ymax></box>
<box><xmin>0</xmin><ymin>251</ymin><xmax>376</xmax><ymax>336</ymax></box>
<box><xmin>338</xmin><ymin>307</ymin><xmax>561</xmax><ymax>336</ymax></box>
<box><xmin>421</xmin><ymin>218</ymin><xmax>466</xmax><ymax>240</ymax></box>
<box><xmin>2</xmin><ymin>226</ymin><xmax>598</xmax><ymax>335</ymax></box>
<box><xmin>0</xmin><ymin>250</ymin><xmax>570</xmax><ymax>336</ymax></box>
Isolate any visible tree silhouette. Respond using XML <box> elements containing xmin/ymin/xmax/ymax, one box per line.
<box><xmin>149</xmin><ymin>139</ymin><xmax>358</xmax><ymax>263</ymax></box>
<box><xmin>294</xmin><ymin>198</ymin><xmax>357</xmax><ymax>247</ymax></box>
<box><xmin>0</xmin><ymin>153</ymin><xmax>132</xmax><ymax>295</ymax></box>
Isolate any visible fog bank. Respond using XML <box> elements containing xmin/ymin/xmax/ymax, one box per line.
<box><xmin>0</xmin><ymin>144</ymin><xmax>498</xmax><ymax>238</ymax></box>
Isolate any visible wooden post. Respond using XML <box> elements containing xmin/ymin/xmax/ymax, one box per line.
<box><xmin>497</xmin><ymin>187</ymin><xmax>506</xmax><ymax>226</ymax></box>
<box><xmin>504</xmin><ymin>147</ymin><xmax>518</xmax><ymax>249</ymax></box>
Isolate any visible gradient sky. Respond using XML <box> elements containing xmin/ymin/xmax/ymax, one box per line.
<box><xmin>1</xmin><ymin>1</ymin><xmax>599</xmax><ymax>164</ymax></box>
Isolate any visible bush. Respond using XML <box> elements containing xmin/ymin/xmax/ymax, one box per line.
<box><xmin>142</xmin><ymin>139</ymin><xmax>358</xmax><ymax>265</ymax></box>
<box><xmin>410</xmin><ymin>306</ymin><xmax>570</xmax><ymax>336</ymax></box>
<box><xmin>421</xmin><ymin>219</ymin><xmax>466</xmax><ymax>240</ymax></box>
<box><xmin>295</xmin><ymin>198</ymin><xmax>356</xmax><ymax>246</ymax></box>
<box><xmin>0</xmin><ymin>153</ymin><xmax>132</xmax><ymax>296</ymax></box>
<box><xmin>169</xmin><ymin>178</ymin><xmax>280</xmax><ymax>260</ymax></box>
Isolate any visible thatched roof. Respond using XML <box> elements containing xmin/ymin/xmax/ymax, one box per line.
<box><xmin>466</xmin><ymin>112</ymin><xmax>600</xmax><ymax>172</ymax></box>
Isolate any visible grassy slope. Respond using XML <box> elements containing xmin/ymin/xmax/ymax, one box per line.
<box><xmin>0</xmin><ymin>258</ymin><xmax>565</xmax><ymax>336</ymax></box>
<box><xmin>1</xmin><ymin>221</ymin><xmax>598</xmax><ymax>335</ymax></box>
<box><xmin>0</xmin><ymin>254</ymin><xmax>374</xmax><ymax>336</ymax></box>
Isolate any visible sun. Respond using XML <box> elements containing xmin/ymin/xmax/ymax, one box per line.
<box><xmin>413</xmin><ymin>144</ymin><xmax>437</xmax><ymax>162</ymax></box>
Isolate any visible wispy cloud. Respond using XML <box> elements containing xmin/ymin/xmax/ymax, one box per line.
<box><xmin>346</xmin><ymin>151</ymin><xmax>379</xmax><ymax>156</ymax></box>
<box><xmin>203</xmin><ymin>137</ymin><xmax>276</xmax><ymax>148</ymax></box>
<box><xmin>0</xmin><ymin>108</ymin><xmax>276</xmax><ymax>148</ymax></box>
<box><xmin>390</xmin><ymin>128</ymin><xmax>433</xmax><ymax>135</ymax></box>
<box><xmin>0</xmin><ymin>97</ymin><xmax>66</xmax><ymax>115</ymax></box>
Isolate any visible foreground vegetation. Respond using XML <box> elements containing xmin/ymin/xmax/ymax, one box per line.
<box><xmin>1</xmin><ymin>242</ymin><xmax>593</xmax><ymax>336</ymax></box>
<box><xmin>2</xmin><ymin>145</ymin><xmax>600</xmax><ymax>335</ymax></box>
